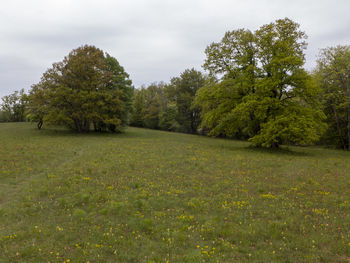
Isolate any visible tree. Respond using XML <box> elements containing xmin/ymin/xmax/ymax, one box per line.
<box><xmin>203</xmin><ymin>29</ymin><xmax>257</xmax><ymax>82</ymax></box>
<box><xmin>130</xmin><ymin>83</ymin><xmax>168</xmax><ymax>130</ymax></box>
<box><xmin>196</xmin><ymin>18</ymin><xmax>326</xmax><ymax>147</ymax></box>
<box><xmin>130</xmin><ymin>88</ymin><xmax>146</xmax><ymax>127</ymax></box>
<box><xmin>143</xmin><ymin>83</ymin><xmax>167</xmax><ymax>129</ymax></box>
<box><xmin>104</xmin><ymin>54</ymin><xmax>134</xmax><ymax>127</ymax></box>
<box><xmin>0</xmin><ymin>89</ymin><xmax>28</xmax><ymax>122</ymax></box>
<box><xmin>27</xmin><ymin>83</ymin><xmax>48</xmax><ymax>129</ymax></box>
<box><xmin>144</xmin><ymin>94</ymin><xmax>161</xmax><ymax>129</ymax></box>
<box><xmin>169</xmin><ymin>69</ymin><xmax>206</xmax><ymax>133</ymax></box>
<box><xmin>27</xmin><ymin>45</ymin><xmax>133</xmax><ymax>132</ymax></box>
<box><xmin>194</xmin><ymin>78</ymin><xmax>249</xmax><ymax>138</ymax></box>
<box><xmin>159</xmin><ymin>102</ymin><xmax>180</xmax><ymax>131</ymax></box>
<box><xmin>316</xmin><ymin>45</ymin><xmax>350</xmax><ymax>149</ymax></box>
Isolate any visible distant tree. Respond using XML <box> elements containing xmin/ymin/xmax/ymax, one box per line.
<box><xmin>143</xmin><ymin>83</ymin><xmax>167</xmax><ymax>129</ymax></box>
<box><xmin>159</xmin><ymin>102</ymin><xmax>180</xmax><ymax>131</ymax></box>
<box><xmin>130</xmin><ymin>83</ymin><xmax>168</xmax><ymax>129</ymax></box>
<box><xmin>144</xmin><ymin>94</ymin><xmax>161</xmax><ymax>129</ymax></box>
<box><xmin>0</xmin><ymin>89</ymin><xmax>28</xmax><ymax>122</ymax></box>
<box><xmin>27</xmin><ymin>45</ymin><xmax>133</xmax><ymax>132</ymax></box>
<box><xmin>197</xmin><ymin>18</ymin><xmax>326</xmax><ymax>147</ymax></box>
<box><xmin>130</xmin><ymin>88</ymin><xmax>146</xmax><ymax>127</ymax></box>
<box><xmin>169</xmin><ymin>69</ymin><xmax>206</xmax><ymax>133</ymax></box>
<box><xmin>316</xmin><ymin>45</ymin><xmax>350</xmax><ymax>149</ymax></box>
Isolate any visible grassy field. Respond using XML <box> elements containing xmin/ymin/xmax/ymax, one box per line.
<box><xmin>1</xmin><ymin>123</ymin><xmax>350</xmax><ymax>262</ymax></box>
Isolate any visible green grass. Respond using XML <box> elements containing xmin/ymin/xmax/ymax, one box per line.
<box><xmin>1</xmin><ymin>122</ymin><xmax>350</xmax><ymax>262</ymax></box>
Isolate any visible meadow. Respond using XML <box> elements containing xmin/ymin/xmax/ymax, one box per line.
<box><xmin>0</xmin><ymin>122</ymin><xmax>350</xmax><ymax>262</ymax></box>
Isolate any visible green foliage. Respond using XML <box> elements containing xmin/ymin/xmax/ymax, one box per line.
<box><xmin>194</xmin><ymin>78</ymin><xmax>251</xmax><ymax>138</ymax></box>
<box><xmin>130</xmin><ymin>70</ymin><xmax>205</xmax><ymax>133</ymax></box>
<box><xmin>158</xmin><ymin>102</ymin><xmax>180</xmax><ymax>131</ymax></box>
<box><xmin>203</xmin><ymin>28</ymin><xmax>257</xmax><ymax>81</ymax></box>
<box><xmin>105</xmin><ymin>54</ymin><xmax>134</xmax><ymax>126</ymax></box>
<box><xmin>315</xmin><ymin>45</ymin><xmax>350</xmax><ymax>149</ymax></box>
<box><xmin>143</xmin><ymin>90</ymin><xmax>162</xmax><ymax>129</ymax></box>
<box><xmin>169</xmin><ymin>69</ymin><xmax>206</xmax><ymax>133</ymax></box>
<box><xmin>0</xmin><ymin>110</ymin><xmax>5</xmax><ymax>122</ymax></box>
<box><xmin>130</xmin><ymin>88</ymin><xmax>146</xmax><ymax>127</ymax></box>
<box><xmin>27</xmin><ymin>83</ymin><xmax>49</xmax><ymax>129</ymax></box>
<box><xmin>143</xmin><ymin>83</ymin><xmax>167</xmax><ymax>129</ymax></box>
<box><xmin>0</xmin><ymin>89</ymin><xmax>28</xmax><ymax>122</ymax></box>
<box><xmin>130</xmin><ymin>82</ymin><xmax>168</xmax><ymax>130</ymax></box>
<box><xmin>27</xmin><ymin>45</ymin><xmax>133</xmax><ymax>132</ymax></box>
<box><xmin>197</xmin><ymin>18</ymin><xmax>326</xmax><ymax>147</ymax></box>
<box><xmin>249</xmin><ymin>105</ymin><xmax>326</xmax><ymax>147</ymax></box>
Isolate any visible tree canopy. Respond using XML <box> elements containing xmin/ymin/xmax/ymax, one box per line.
<box><xmin>196</xmin><ymin>18</ymin><xmax>326</xmax><ymax>147</ymax></box>
<box><xmin>0</xmin><ymin>89</ymin><xmax>27</xmax><ymax>122</ymax></box>
<box><xmin>316</xmin><ymin>45</ymin><xmax>350</xmax><ymax>149</ymax></box>
<box><xmin>168</xmin><ymin>69</ymin><xmax>206</xmax><ymax>133</ymax></box>
<box><xmin>130</xmin><ymin>82</ymin><xmax>168</xmax><ymax>130</ymax></box>
<box><xmin>130</xmin><ymin>70</ymin><xmax>206</xmax><ymax>133</ymax></box>
<box><xmin>27</xmin><ymin>45</ymin><xmax>133</xmax><ymax>132</ymax></box>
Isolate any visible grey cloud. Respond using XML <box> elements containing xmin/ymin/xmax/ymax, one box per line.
<box><xmin>0</xmin><ymin>56</ymin><xmax>44</xmax><ymax>97</ymax></box>
<box><xmin>1</xmin><ymin>0</ymin><xmax>350</xmax><ymax>97</ymax></box>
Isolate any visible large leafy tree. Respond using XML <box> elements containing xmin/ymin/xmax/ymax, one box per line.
<box><xmin>28</xmin><ymin>45</ymin><xmax>133</xmax><ymax>132</ymax></box>
<box><xmin>316</xmin><ymin>45</ymin><xmax>350</xmax><ymax>149</ymax></box>
<box><xmin>196</xmin><ymin>18</ymin><xmax>326</xmax><ymax>147</ymax></box>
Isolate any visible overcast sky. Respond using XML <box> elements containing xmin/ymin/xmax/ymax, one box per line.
<box><xmin>1</xmin><ymin>0</ymin><xmax>349</xmax><ymax>97</ymax></box>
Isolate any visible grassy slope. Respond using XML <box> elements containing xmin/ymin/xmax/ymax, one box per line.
<box><xmin>0</xmin><ymin>123</ymin><xmax>350</xmax><ymax>262</ymax></box>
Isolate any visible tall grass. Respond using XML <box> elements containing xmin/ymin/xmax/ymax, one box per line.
<box><xmin>1</xmin><ymin>123</ymin><xmax>350</xmax><ymax>262</ymax></box>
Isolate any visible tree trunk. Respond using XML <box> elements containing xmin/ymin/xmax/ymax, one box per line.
<box><xmin>82</xmin><ymin>120</ymin><xmax>90</xmax><ymax>132</ymax></box>
<box><xmin>74</xmin><ymin>119</ymin><xmax>82</xmax><ymax>132</ymax></box>
<box><xmin>37</xmin><ymin>119</ymin><xmax>43</xmax><ymax>130</ymax></box>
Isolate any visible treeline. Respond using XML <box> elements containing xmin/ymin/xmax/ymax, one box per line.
<box><xmin>0</xmin><ymin>89</ymin><xmax>28</xmax><ymax>122</ymax></box>
<box><xmin>130</xmin><ymin>69</ymin><xmax>205</xmax><ymax>134</ymax></box>
<box><xmin>1</xmin><ymin>18</ymin><xmax>350</xmax><ymax>149</ymax></box>
<box><xmin>128</xmin><ymin>18</ymin><xmax>350</xmax><ymax>149</ymax></box>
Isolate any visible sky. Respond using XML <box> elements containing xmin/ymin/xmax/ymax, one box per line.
<box><xmin>1</xmin><ymin>0</ymin><xmax>349</xmax><ymax>97</ymax></box>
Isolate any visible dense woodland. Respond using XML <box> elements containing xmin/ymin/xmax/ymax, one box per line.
<box><xmin>1</xmin><ymin>18</ymin><xmax>350</xmax><ymax>149</ymax></box>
